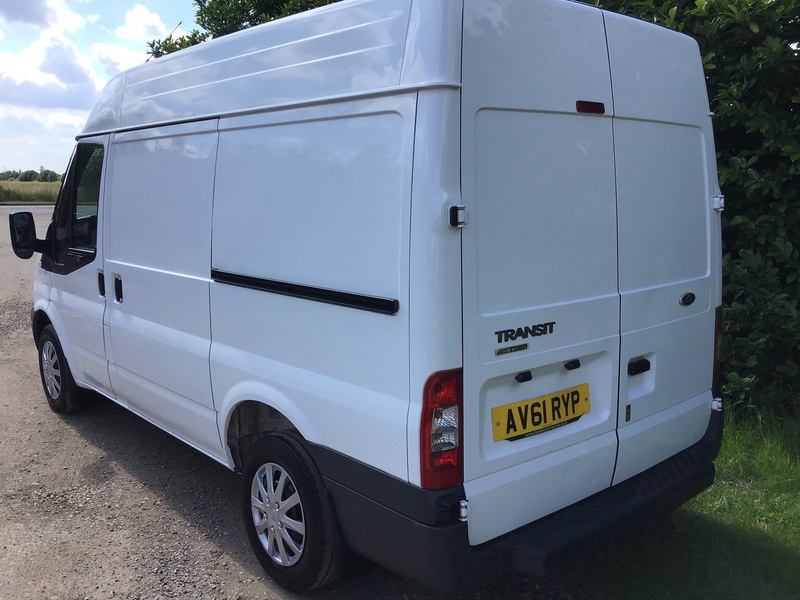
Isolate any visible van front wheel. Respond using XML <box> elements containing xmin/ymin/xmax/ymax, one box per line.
<box><xmin>241</xmin><ymin>434</ymin><xmax>340</xmax><ymax>592</ymax></box>
<box><xmin>37</xmin><ymin>325</ymin><xmax>83</xmax><ymax>414</ymax></box>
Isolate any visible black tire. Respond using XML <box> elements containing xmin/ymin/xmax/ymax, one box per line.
<box><xmin>36</xmin><ymin>325</ymin><xmax>84</xmax><ymax>414</ymax></box>
<box><xmin>241</xmin><ymin>434</ymin><xmax>341</xmax><ymax>592</ymax></box>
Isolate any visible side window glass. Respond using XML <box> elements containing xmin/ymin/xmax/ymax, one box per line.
<box><xmin>53</xmin><ymin>144</ymin><xmax>104</xmax><ymax>267</ymax></box>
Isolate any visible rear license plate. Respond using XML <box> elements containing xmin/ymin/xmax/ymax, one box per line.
<box><xmin>491</xmin><ymin>383</ymin><xmax>590</xmax><ymax>442</ymax></box>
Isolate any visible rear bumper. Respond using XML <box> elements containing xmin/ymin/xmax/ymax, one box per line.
<box><xmin>310</xmin><ymin>407</ymin><xmax>723</xmax><ymax>593</ymax></box>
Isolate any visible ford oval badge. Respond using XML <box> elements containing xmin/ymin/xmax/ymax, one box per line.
<box><xmin>679</xmin><ymin>292</ymin><xmax>696</xmax><ymax>307</ymax></box>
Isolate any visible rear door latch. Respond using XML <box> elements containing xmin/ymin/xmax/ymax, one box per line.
<box><xmin>448</xmin><ymin>205</ymin><xmax>468</xmax><ymax>228</ymax></box>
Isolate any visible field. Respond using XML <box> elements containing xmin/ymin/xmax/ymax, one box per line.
<box><xmin>0</xmin><ymin>180</ymin><xmax>60</xmax><ymax>204</ymax></box>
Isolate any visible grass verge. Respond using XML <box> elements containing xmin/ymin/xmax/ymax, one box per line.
<box><xmin>555</xmin><ymin>412</ymin><xmax>800</xmax><ymax>600</ymax></box>
<box><xmin>0</xmin><ymin>180</ymin><xmax>59</xmax><ymax>204</ymax></box>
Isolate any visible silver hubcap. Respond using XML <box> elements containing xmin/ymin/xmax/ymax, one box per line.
<box><xmin>41</xmin><ymin>340</ymin><xmax>62</xmax><ymax>399</ymax></box>
<box><xmin>250</xmin><ymin>462</ymin><xmax>305</xmax><ymax>567</ymax></box>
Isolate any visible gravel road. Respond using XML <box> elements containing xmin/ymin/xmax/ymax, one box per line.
<box><xmin>0</xmin><ymin>206</ymin><xmax>580</xmax><ymax>600</ymax></box>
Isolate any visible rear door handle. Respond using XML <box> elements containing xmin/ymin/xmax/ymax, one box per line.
<box><xmin>628</xmin><ymin>358</ymin><xmax>651</xmax><ymax>376</ymax></box>
<box><xmin>114</xmin><ymin>276</ymin><xmax>123</xmax><ymax>303</ymax></box>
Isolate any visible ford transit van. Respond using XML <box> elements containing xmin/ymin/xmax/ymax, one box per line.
<box><xmin>9</xmin><ymin>0</ymin><xmax>724</xmax><ymax>592</ymax></box>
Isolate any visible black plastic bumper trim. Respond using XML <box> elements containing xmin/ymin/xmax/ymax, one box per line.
<box><xmin>316</xmin><ymin>409</ymin><xmax>723</xmax><ymax>593</ymax></box>
<box><xmin>307</xmin><ymin>443</ymin><xmax>465</xmax><ymax>526</ymax></box>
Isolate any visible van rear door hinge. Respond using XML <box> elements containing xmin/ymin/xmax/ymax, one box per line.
<box><xmin>459</xmin><ymin>499</ymin><xmax>470</xmax><ymax>522</ymax></box>
<box><xmin>712</xmin><ymin>195</ymin><xmax>725</xmax><ymax>212</ymax></box>
<box><xmin>449</xmin><ymin>205</ymin><xmax>468</xmax><ymax>228</ymax></box>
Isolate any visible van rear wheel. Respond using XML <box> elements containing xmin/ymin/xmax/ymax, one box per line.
<box><xmin>37</xmin><ymin>325</ymin><xmax>83</xmax><ymax>414</ymax></box>
<box><xmin>241</xmin><ymin>434</ymin><xmax>341</xmax><ymax>592</ymax></box>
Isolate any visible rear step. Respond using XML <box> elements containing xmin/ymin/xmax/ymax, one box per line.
<box><xmin>493</xmin><ymin>409</ymin><xmax>722</xmax><ymax>576</ymax></box>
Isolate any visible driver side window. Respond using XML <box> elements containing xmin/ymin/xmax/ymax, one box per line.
<box><xmin>50</xmin><ymin>144</ymin><xmax>104</xmax><ymax>273</ymax></box>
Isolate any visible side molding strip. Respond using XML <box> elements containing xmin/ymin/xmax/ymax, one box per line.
<box><xmin>211</xmin><ymin>269</ymin><xmax>399</xmax><ymax>316</ymax></box>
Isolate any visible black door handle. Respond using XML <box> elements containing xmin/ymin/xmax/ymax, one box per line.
<box><xmin>98</xmin><ymin>271</ymin><xmax>105</xmax><ymax>297</ymax></box>
<box><xmin>628</xmin><ymin>358</ymin><xmax>651</xmax><ymax>376</ymax></box>
<box><xmin>114</xmin><ymin>276</ymin><xmax>123</xmax><ymax>303</ymax></box>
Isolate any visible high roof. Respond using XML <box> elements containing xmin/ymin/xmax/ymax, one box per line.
<box><xmin>81</xmin><ymin>0</ymin><xmax>462</xmax><ymax>136</ymax></box>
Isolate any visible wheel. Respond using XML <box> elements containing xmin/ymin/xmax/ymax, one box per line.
<box><xmin>37</xmin><ymin>325</ymin><xmax>83</xmax><ymax>414</ymax></box>
<box><xmin>241</xmin><ymin>434</ymin><xmax>341</xmax><ymax>592</ymax></box>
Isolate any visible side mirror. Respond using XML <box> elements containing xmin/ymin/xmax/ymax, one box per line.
<box><xmin>9</xmin><ymin>212</ymin><xmax>38</xmax><ymax>259</ymax></box>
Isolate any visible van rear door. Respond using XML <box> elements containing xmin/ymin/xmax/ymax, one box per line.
<box><xmin>603</xmin><ymin>12</ymin><xmax>719</xmax><ymax>484</ymax></box>
<box><xmin>460</xmin><ymin>0</ymin><xmax>719</xmax><ymax>547</ymax></box>
<box><xmin>460</xmin><ymin>0</ymin><xmax>620</xmax><ymax>545</ymax></box>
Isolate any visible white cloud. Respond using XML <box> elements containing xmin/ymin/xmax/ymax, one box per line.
<box><xmin>0</xmin><ymin>21</ymin><xmax>101</xmax><ymax>114</ymax></box>
<box><xmin>46</xmin><ymin>0</ymin><xmax>86</xmax><ymax>33</ymax></box>
<box><xmin>92</xmin><ymin>42</ymin><xmax>148</xmax><ymax>77</ymax></box>
<box><xmin>0</xmin><ymin>107</ymin><xmax>85</xmax><ymax>171</ymax></box>
<box><xmin>0</xmin><ymin>75</ymin><xmax>96</xmax><ymax>111</ymax></box>
<box><xmin>0</xmin><ymin>29</ymin><xmax>99</xmax><ymax>86</ymax></box>
<box><xmin>0</xmin><ymin>0</ymin><xmax>114</xmax><ymax>98</ymax></box>
<box><xmin>0</xmin><ymin>104</ymin><xmax>84</xmax><ymax>130</ymax></box>
<box><xmin>0</xmin><ymin>0</ymin><xmax>87</xmax><ymax>32</ymax></box>
<box><xmin>0</xmin><ymin>0</ymin><xmax>49</xmax><ymax>26</ymax></box>
<box><xmin>0</xmin><ymin>1</ymin><xmax>196</xmax><ymax>170</ymax></box>
<box><xmin>115</xmin><ymin>4</ymin><xmax>170</xmax><ymax>42</ymax></box>
<box><xmin>41</xmin><ymin>42</ymin><xmax>91</xmax><ymax>85</ymax></box>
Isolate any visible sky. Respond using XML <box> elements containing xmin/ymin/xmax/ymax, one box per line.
<box><xmin>0</xmin><ymin>0</ymin><xmax>197</xmax><ymax>173</ymax></box>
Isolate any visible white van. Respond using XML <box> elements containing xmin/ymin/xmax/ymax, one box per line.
<box><xmin>9</xmin><ymin>0</ymin><xmax>724</xmax><ymax>592</ymax></box>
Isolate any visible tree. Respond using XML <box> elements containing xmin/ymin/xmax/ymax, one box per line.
<box><xmin>596</xmin><ymin>0</ymin><xmax>800</xmax><ymax>414</ymax></box>
<box><xmin>37</xmin><ymin>166</ymin><xmax>60</xmax><ymax>183</ymax></box>
<box><xmin>19</xmin><ymin>170</ymin><xmax>38</xmax><ymax>182</ymax></box>
<box><xmin>148</xmin><ymin>0</ymin><xmax>341</xmax><ymax>58</ymax></box>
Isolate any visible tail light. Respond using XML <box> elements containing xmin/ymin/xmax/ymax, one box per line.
<box><xmin>420</xmin><ymin>368</ymin><xmax>463</xmax><ymax>490</ymax></box>
<box><xmin>713</xmin><ymin>305</ymin><xmax>723</xmax><ymax>394</ymax></box>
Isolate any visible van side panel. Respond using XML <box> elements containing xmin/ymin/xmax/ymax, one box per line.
<box><xmin>210</xmin><ymin>96</ymin><xmax>414</xmax><ymax>480</ymax></box>
<box><xmin>404</xmin><ymin>88</ymin><xmax>464</xmax><ymax>486</ymax></box>
<box><xmin>104</xmin><ymin>120</ymin><xmax>222</xmax><ymax>459</ymax></box>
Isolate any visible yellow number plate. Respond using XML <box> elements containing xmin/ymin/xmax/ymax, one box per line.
<box><xmin>492</xmin><ymin>383</ymin><xmax>590</xmax><ymax>442</ymax></box>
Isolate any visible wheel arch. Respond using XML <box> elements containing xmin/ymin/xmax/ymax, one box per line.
<box><xmin>221</xmin><ymin>388</ymin><xmax>320</xmax><ymax>472</ymax></box>
<box><xmin>31</xmin><ymin>307</ymin><xmax>52</xmax><ymax>341</ymax></box>
<box><xmin>32</xmin><ymin>305</ymin><xmax>79</xmax><ymax>380</ymax></box>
